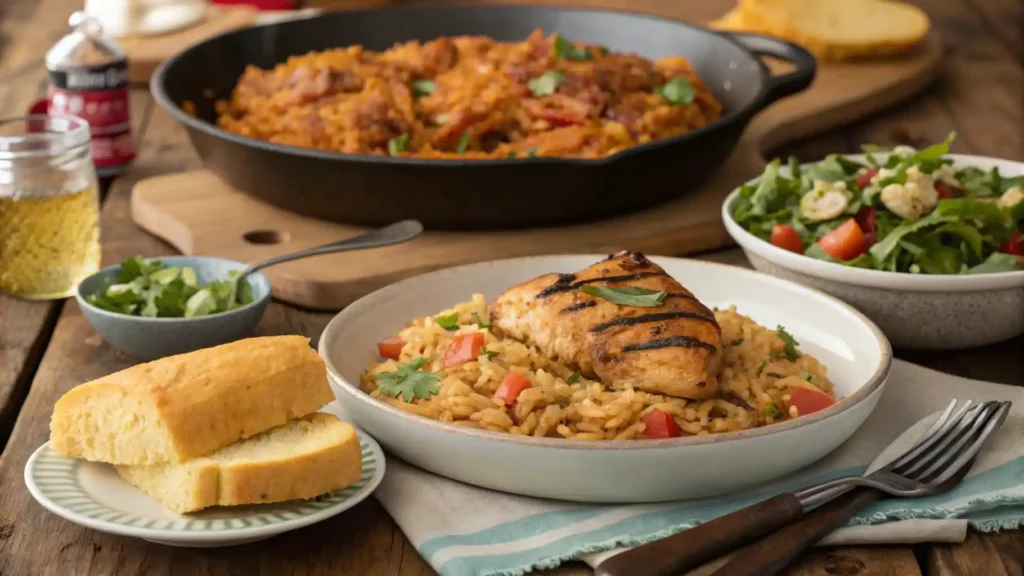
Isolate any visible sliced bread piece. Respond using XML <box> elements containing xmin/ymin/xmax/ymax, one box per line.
<box><xmin>116</xmin><ymin>413</ymin><xmax>363</xmax><ymax>513</ymax></box>
<box><xmin>709</xmin><ymin>8</ymin><xmax>757</xmax><ymax>32</ymax></box>
<box><xmin>50</xmin><ymin>335</ymin><xmax>334</xmax><ymax>465</ymax></box>
<box><xmin>738</xmin><ymin>0</ymin><xmax>931</xmax><ymax>61</ymax></box>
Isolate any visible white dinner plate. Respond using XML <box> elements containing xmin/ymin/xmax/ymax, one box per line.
<box><xmin>24</xmin><ymin>426</ymin><xmax>385</xmax><ymax>547</ymax></box>
<box><xmin>319</xmin><ymin>255</ymin><xmax>892</xmax><ymax>503</ymax></box>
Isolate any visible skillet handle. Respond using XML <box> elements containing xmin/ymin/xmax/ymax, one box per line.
<box><xmin>719</xmin><ymin>32</ymin><xmax>817</xmax><ymax>109</ymax></box>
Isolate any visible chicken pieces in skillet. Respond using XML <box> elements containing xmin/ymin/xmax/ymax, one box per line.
<box><xmin>489</xmin><ymin>251</ymin><xmax>722</xmax><ymax>399</ymax></box>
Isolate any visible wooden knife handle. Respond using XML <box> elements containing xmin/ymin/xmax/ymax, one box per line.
<box><xmin>710</xmin><ymin>489</ymin><xmax>884</xmax><ymax>576</ymax></box>
<box><xmin>594</xmin><ymin>494</ymin><xmax>804</xmax><ymax>576</ymax></box>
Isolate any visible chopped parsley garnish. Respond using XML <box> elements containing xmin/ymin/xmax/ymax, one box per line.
<box><xmin>526</xmin><ymin>147</ymin><xmax>538</xmax><ymax>157</ymax></box>
<box><xmin>776</xmin><ymin>326</ymin><xmax>801</xmax><ymax>360</ymax></box>
<box><xmin>456</xmin><ymin>132</ymin><xmax>470</xmax><ymax>153</ymax></box>
<box><xmin>757</xmin><ymin>361</ymin><xmax>767</xmax><ymax>374</ymax></box>
<box><xmin>731</xmin><ymin>338</ymin><xmax>744</xmax><ymax>346</ymax></box>
<box><xmin>799</xmin><ymin>371</ymin><xmax>814</xmax><ymax>383</ymax></box>
<box><xmin>528</xmin><ymin>70</ymin><xmax>566</xmax><ymax>97</ymax></box>
<box><xmin>579</xmin><ymin>285</ymin><xmax>667</xmax><ymax>307</ymax></box>
<box><xmin>654</xmin><ymin>77</ymin><xmax>695</xmax><ymax>105</ymax></box>
<box><xmin>472</xmin><ymin>312</ymin><xmax>491</xmax><ymax>330</ymax></box>
<box><xmin>376</xmin><ymin>358</ymin><xmax>443</xmax><ymax>402</ymax></box>
<box><xmin>764</xmin><ymin>405</ymin><xmax>780</xmax><ymax>417</ymax></box>
<box><xmin>553</xmin><ymin>34</ymin><xmax>592</xmax><ymax>61</ymax></box>
<box><xmin>484</xmin><ymin>350</ymin><xmax>499</xmax><ymax>359</ymax></box>
<box><xmin>567</xmin><ymin>372</ymin><xmax>581</xmax><ymax>384</ymax></box>
<box><xmin>770</xmin><ymin>352</ymin><xmax>785</xmax><ymax>360</ymax></box>
<box><xmin>388</xmin><ymin>134</ymin><xmax>409</xmax><ymax>156</ymax></box>
<box><xmin>412</xmin><ymin>79</ymin><xmax>436</xmax><ymax>97</ymax></box>
<box><xmin>435</xmin><ymin>312</ymin><xmax>460</xmax><ymax>331</ymax></box>
<box><xmin>766</xmin><ymin>373</ymin><xmax>783</xmax><ymax>379</ymax></box>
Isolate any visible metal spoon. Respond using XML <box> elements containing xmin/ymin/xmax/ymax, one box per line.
<box><xmin>229</xmin><ymin>219</ymin><xmax>424</xmax><ymax>302</ymax></box>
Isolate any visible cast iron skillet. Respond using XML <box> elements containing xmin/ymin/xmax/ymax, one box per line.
<box><xmin>152</xmin><ymin>5</ymin><xmax>816</xmax><ymax>230</ymax></box>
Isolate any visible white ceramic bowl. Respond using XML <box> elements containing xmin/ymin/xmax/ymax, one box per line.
<box><xmin>318</xmin><ymin>255</ymin><xmax>891</xmax><ymax>503</ymax></box>
<box><xmin>723</xmin><ymin>153</ymin><xmax>1024</xmax><ymax>350</ymax></box>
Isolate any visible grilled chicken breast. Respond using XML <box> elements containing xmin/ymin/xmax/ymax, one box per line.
<box><xmin>489</xmin><ymin>251</ymin><xmax>722</xmax><ymax>399</ymax></box>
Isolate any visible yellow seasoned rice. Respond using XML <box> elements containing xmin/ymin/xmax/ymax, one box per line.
<box><xmin>360</xmin><ymin>294</ymin><xmax>835</xmax><ymax>440</ymax></box>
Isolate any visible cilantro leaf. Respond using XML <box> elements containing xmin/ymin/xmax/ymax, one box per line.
<box><xmin>375</xmin><ymin>358</ymin><xmax>443</xmax><ymax>402</ymax></box>
<box><xmin>473</xmin><ymin>312</ymin><xmax>491</xmax><ymax>330</ymax></box>
<box><xmin>552</xmin><ymin>34</ymin><xmax>592</xmax><ymax>61</ymax></box>
<box><xmin>528</xmin><ymin>71</ymin><xmax>565</xmax><ymax>97</ymax></box>
<box><xmin>776</xmin><ymin>326</ymin><xmax>801</xmax><ymax>360</ymax></box>
<box><xmin>435</xmin><ymin>313</ymin><xmax>460</xmax><ymax>331</ymax></box>
<box><xmin>655</xmin><ymin>77</ymin><xmax>695</xmax><ymax>106</ymax></box>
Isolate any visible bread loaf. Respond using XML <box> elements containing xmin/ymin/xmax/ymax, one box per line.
<box><xmin>50</xmin><ymin>335</ymin><xmax>334</xmax><ymax>465</ymax></box>
<box><xmin>712</xmin><ymin>0</ymin><xmax>930</xmax><ymax>62</ymax></box>
<box><xmin>117</xmin><ymin>413</ymin><xmax>363</xmax><ymax>513</ymax></box>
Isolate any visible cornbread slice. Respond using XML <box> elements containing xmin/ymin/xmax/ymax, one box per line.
<box><xmin>727</xmin><ymin>0</ymin><xmax>931</xmax><ymax>61</ymax></box>
<box><xmin>50</xmin><ymin>336</ymin><xmax>334</xmax><ymax>465</ymax></box>
<box><xmin>709</xmin><ymin>8</ymin><xmax>755</xmax><ymax>32</ymax></box>
<box><xmin>116</xmin><ymin>413</ymin><xmax>363</xmax><ymax>514</ymax></box>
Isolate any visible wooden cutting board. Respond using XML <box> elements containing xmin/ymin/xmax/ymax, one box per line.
<box><xmin>131</xmin><ymin>4</ymin><xmax>943</xmax><ymax>311</ymax></box>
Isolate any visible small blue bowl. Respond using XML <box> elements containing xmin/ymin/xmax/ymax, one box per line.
<box><xmin>76</xmin><ymin>256</ymin><xmax>272</xmax><ymax>361</ymax></box>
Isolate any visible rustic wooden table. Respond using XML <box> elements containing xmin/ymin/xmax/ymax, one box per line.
<box><xmin>0</xmin><ymin>0</ymin><xmax>1021</xmax><ymax>574</ymax></box>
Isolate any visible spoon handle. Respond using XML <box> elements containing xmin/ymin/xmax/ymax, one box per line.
<box><xmin>240</xmin><ymin>219</ymin><xmax>424</xmax><ymax>278</ymax></box>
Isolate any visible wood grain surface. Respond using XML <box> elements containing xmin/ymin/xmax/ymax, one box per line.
<box><xmin>0</xmin><ymin>0</ymin><xmax>1021</xmax><ymax>575</ymax></box>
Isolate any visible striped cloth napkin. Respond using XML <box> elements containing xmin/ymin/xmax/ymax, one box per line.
<box><xmin>358</xmin><ymin>360</ymin><xmax>1024</xmax><ymax>576</ymax></box>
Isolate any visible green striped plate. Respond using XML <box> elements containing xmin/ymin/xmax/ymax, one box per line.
<box><xmin>24</xmin><ymin>429</ymin><xmax>385</xmax><ymax>547</ymax></box>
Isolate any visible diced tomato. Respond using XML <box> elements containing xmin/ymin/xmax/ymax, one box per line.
<box><xmin>1000</xmin><ymin>231</ymin><xmax>1024</xmax><ymax>256</ymax></box>
<box><xmin>817</xmin><ymin>219</ymin><xmax>867</xmax><ymax>261</ymax></box>
<box><xmin>936</xmin><ymin>183</ymin><xmax>954</xmax><ymax>199</ymax></box>
<box><xmin>495</xmin><ymin>371</ymin><xmax>533</xmax><ymax>405</ymax></box>
<box><xmin>788</xmin><ymin>387</ymin><xmax>836</xmax><ymax>417</ymax></box>
<box><xmin>377</xmin><ymin>336</ymin><xmax>405</xmax><ymax>360</ymax></box>
<box><xmin>771</xmin><ymin>224</ymin><xmax>805</xmax><ymax>254</ymax></box>
<box><xmin>856</xmin><ymin>167</ymin><xmax>879</xmax><ymax>189</ymax></box>
<box><xmin>443</xmin><ymin>332</ymin><xmax>486</xmax><ymax>368</ymax></box>
<box><xmin>640</xmin><ymin>409</ymin><xmax>682</xmax><ymax>439</ymax></box>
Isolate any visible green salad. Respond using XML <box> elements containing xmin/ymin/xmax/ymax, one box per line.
<box><xmin>730</xmin><ymin>133</ymin><xmax>1024</xmax><ymax>274</ymax></box>
<box><xmin>86</xmin><ymin>256</ymin><xmax>254</xmax><ymax>318</ymax></box>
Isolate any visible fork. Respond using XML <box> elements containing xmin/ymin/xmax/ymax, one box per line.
<box><xmin>595</xmin><ymin>400</ymin><xmax>1011</xmax><ymax>576</ymax></box>
<box><xmin>709</xmin><ymin>400</ymin><xmax>1010</xmax><ymax>576</ymax></box>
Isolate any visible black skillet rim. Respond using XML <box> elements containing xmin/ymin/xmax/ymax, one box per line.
<box><xmin>151</xmin><ymin>4</ymin><xmax>773</xmax><ymax>168</ymax></box>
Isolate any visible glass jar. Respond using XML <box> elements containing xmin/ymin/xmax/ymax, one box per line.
<box><xmin>0</xmin><ymin>114</ymin><xmax>101</xmax><ymax>300</ymax></box>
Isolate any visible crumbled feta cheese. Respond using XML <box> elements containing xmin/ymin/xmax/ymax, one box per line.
<box><xmin>892</xmin><ymin>145</ymin><xmax>917</xmax><ymax>156</ymax></box>
<box><xmin>800</xmin><ymin>180</ymin><xmax>851</xmax><ymax>221</ymax></box>
<box><xmin>880</xmin><ymin>167</ymin><xmax>939</xmax><ymax>219</ymax></box>
<box><xmin>932</xmin><ymin>163</ymin><xmax>960</xmax><ymax>188</ymax></box>
<box><xmin>1000</xmin><ymin>186</ymin><xmax>1024</xmax><ymax>209</ymax></box>
<box><xmin>789</xmin><ymin>405</ymin><xmax>799</xmax><ymax>418</ymax></box>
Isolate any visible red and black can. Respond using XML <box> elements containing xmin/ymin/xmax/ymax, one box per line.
<box><xmin>43</xmin><ymin>12</ymin><xmax>135</xmax><ymax>177</ymax></box>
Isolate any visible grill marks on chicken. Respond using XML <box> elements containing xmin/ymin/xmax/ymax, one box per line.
<box><xmin>489</xmin><ymin>251</ymin><xmax>722</xmax><ymax>399</ymax></box>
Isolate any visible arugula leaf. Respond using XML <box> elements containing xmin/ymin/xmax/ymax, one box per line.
<box><xmin>435</xmin><ymin>313</ymin><xmax>460</xmax><ymax>331</ymax></box>
<box><xmin>913</xmin><ymin>131</ymin><xmax>956</xmax><ymax>161</ymax></box>
<box><xmin>966</xmin><ymin>252</ymin><xmax>1023</xmax><ymax>274</ymax></box>
<box><xmin>1000</xmin><ymin>175</ymin><xmax>1024</xmax><ymax>194</ymax></box>
<box><xmin>804</xmin><ymin>155</ymin><xmax>852</xmax><ymax>183</ymax></box>
<box><xmin>376</xmin><ymin>358</ymin><xmax>443</xmax><ymax>402</ymax></box>
<box><xmin>184</xmin><ymin>289</ymin><xmax>218</xmax><ymax>318</ymax></box>
<box><xmin>567</xmin><ymin>372</ymin><xmax>581</xmax><ymax>384</ymax></box>
<box><xmin>579</xmin><ymin>285</ymin><xmax>667</xmax><ymax>307</ymax></box>
<box><xmin>804</xmin><ymin>243</ymin><xmax>873</xmax><ymax>268</ymax></box>
<box><xmin>936</xmin><ymin>199</ymin><xmax>1009</xmax><ymax>229</ymax></box>
<box><xmin>956</xmin><ymin>167</ymin><xmax>1000</xmax><ymax>197</ymax></box>
<box><xmin>776</xmin><ymin>326</ymin><xmax>801</xmax><ymax>360</ymax></box>
<box><xmin>869</xmin><ymin>214</ymin><xmax>955</xmax><ymax>265</ymax></box>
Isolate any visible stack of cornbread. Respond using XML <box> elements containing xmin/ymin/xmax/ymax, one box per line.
<box><xmin>49</xmin><ymin>336</ymin><xmax>362</xmax><ymax>514</ymax></box>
